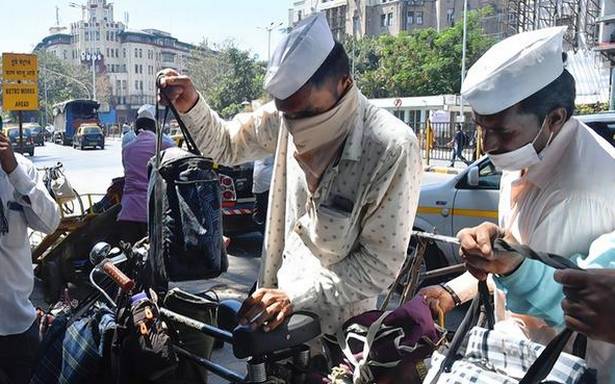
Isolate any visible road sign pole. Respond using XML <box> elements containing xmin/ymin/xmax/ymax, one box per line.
<box><xmin>18</xmin><ymin>111</ymin><xmax>23</xmax><ymax>155</ymax></box>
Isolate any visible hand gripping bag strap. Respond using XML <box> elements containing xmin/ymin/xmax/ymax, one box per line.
<box><xmin>156</xmin><ymin>74</ymin><xmax>201</xmax><ymax>156</ymax></box>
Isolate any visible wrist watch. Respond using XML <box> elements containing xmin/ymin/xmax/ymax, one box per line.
<box><xmin>440</xmin><ymin>283</ymin><xmax>462</xmax><ymax>307</ymax></box>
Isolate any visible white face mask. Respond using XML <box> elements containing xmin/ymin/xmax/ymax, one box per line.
<box><xmin>487</xmin><ymin>118</ymin><xmax>554</xmax><ymax>172</ymax></box>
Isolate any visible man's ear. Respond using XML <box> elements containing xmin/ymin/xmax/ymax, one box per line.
<box><xmin>546</xmin><ymin>107</ymin><xmax>568</xmax><ymax>133</ymax></box>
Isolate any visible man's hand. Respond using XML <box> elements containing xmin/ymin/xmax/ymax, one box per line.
<box><xmin>238</xmin><ymin>288</ymin><xmax>294</xmax><ymax>332</ymax></box>
<box><xmin>458</xmin><ymin>222</ymin><xmax>522</xmax><ymax>280</ymax></box>
<box><xmin>157</xmin><ymin>69</ymin><xmax>199</xmax><ymax>114</ymax></box>
<box><xmin>417</xmin><ymin>285</ymin><xmax>456</xmax><ymax>319</ymax></box>
<box><xmin>554</xmin><ymin>269</ymin><xmax>615</xmax><ymax>344</ymax></box>
<box><xmin>0</xmin><ymin>133</ymin><xmax>18</xmax><ymax>174</ymax></box>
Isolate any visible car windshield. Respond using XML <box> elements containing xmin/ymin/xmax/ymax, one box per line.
<box><xmin>7</xmin><ymin>128</ymin><xmax>32</xmax><ymax>138</ymax></box>
<box><xmin>30</xmin><ymin>126</ymin><xmax>42</xmax><ymax>134</ymax></box>
<box><xmin>83</xmin><ymin>127</ymin><xmax>102</xmax><ymax>134</ymax></box>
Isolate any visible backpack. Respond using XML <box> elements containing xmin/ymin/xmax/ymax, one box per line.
<box><xmin>147</xmin><ymin>147</ymin><xmax>228</xmax><ymax>291</ymax></box>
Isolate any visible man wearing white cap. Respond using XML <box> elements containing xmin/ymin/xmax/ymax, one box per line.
<box><xmin>419</xmin><ymin>27</ymin><xmax>615</xmax><ymax>380</ymax></box>
<box><xmin>158</xmin><ymin>13</ymin><xmax>422</xmax><ymax>338</ymax></box>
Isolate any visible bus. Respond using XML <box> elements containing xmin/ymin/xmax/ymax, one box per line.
<box><xmin>52</xmin><ymin>99</ymin><xmax>101</xmax><ymax>146</ymax></box>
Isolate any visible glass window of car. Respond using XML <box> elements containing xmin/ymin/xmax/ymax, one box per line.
<box><xmin>6</xmin><ymin>128</ymin><xmax>32</xmax><ymax>138</ymax></box>
<box><xmin>82</xmin><ymin>126</ymin><xmax>102</xmax><ymax>134</ymax></box>
<box><xmin>457</xmin><ymin>158</ymin><xmax>501</xmax><ymax>190</ymax></box>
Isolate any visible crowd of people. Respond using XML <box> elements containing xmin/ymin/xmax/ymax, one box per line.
<box><xmin>2</xmin><ymin>11</ymin><xmax>615</xmax><ymax>384</ymax></box>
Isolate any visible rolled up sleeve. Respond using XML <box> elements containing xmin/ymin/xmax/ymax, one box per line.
<box><xmin>180</xmin><ymin>95</ymin><xmax>280</xmax><ymax>166</ymax></box>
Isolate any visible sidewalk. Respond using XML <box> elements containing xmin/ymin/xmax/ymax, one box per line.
<box><xmin>423</xmin><ymin>158</ymin><xmax>469</xmax><ymax>175</ymax></box>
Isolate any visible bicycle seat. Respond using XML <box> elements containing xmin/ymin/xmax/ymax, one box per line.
<box><xmin>218</xmin><ymin>299</ymin><xmax>241</xmax><ymax>332</ymax></box>
<box><xmin>232</xmin><ymin>311</ymin><xmax>321</xmax><ymax>359</ymax></box>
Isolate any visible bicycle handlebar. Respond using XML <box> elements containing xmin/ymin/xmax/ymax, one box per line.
<box><xmin>99</xmin><ymin>259</ymin><xmax>135</xmax><ymax>292</ymax></box>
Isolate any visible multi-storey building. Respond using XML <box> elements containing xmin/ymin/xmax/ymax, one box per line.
<box><xmin>290</xmin><ymin>0</ymin><xmax>508</xmax><ymax>40</ymax></box>
<box><xmin>35</xmin><ymin>0</ymin><xmax>195</xmax><ymax>123</ymax></box>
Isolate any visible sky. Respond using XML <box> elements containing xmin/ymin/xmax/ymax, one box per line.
<box><xmin>0</xmin><ymin>0</ymin><xmax>292</xmax><ymax>60</ymax></box>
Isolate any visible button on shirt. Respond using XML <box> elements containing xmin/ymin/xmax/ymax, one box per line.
<box><xmin>119</xmin><ymin>130</ymin><xmax>175</xmax><ymax>223</ymax></box>
<box><xmin>180</xmin><ymin>93</ymin><xmax>422</xmax><ymax>333</ymax></box>
<box><xmin>0</xmin><ymin>155</ymin><xmax>60</xmax><ymax>335</ymax></box>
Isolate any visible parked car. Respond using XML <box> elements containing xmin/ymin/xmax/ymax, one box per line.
<box><xmin>413</xmin><ymin>112</ymin><xmax>615</xmax><ymax>273</ymax></box>
<box><xmin>3</xmin><ymin>127</ymin><xmax>35</xmax><ymax>156</ymax></box>
<box><xmin>577</xmin><ymin>112</ymin><xmax>615</xmax><ymax>147</ymax></box>
<box><xmin>26</xmin><ymin>124</ymin><xmax>45</xmax><ymax>146</ymax></box>
<box><xmin>218</xmin><ymin>163</ymin><xmax>259</xmax><ymax>235</ymax></box>
<box><xmin>73</xmin><ymin>124</ymin><xmax>105</xmax><ymax>150</ymax></box>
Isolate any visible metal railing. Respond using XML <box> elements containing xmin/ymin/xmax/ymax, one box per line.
<box><xmin>411</xmin><ymin>121</ymin><xmax>483</xmax><ymax>164</ymax></box>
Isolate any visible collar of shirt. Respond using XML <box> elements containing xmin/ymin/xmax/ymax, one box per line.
<box><xmin>339</xmin><ymin>94</ymin><xmax>368</xmax><ymax>162</ymax></box>
<box><xmin>524</xmin><ymin>117</ymin><xmax>577</xmax><ymax>189</ymax></box>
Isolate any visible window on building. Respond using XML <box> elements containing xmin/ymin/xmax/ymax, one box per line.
<box><xmin>386</xmin><ymin>12</ymin><xmax>393</xmax><ymax>26</ymax></box>
<box><xmin>416</xmin><ymin>11</ymin><xmax>424</xmax><ymax>25</ymax></box>
<box><xmin>135</xmin><ymin>64</ymin><xmax>139</xmax><ymax>73</ymax></box>
<box><xmin>106</xmin><ymin>48</ymin><xmax>110</xmax><ymax>57</ymax></box>
<box><xmin>106</xmin><ymin>31</ymin><xmax>109</xmax><ymax>40</ymax></box>
<box><xmin>134</xmin><ymin>48</ymin><xmax>138</xmax><ymax>58</ymax></box>
<box><xmin>380</xmin><ymin>14</ymin><xmax>386</xmax><ymax>27</ymax></box>
<box><xmin>115</xmin><ymin>48</ymin><xmax>119</xmax><ymax>57</ymax></box>
<box><xmin>123</xmin><ymin>48</ymin><xmax>126</xmax><ymax>58</ymax></box>
<box><xmin>116</xmin><ymin>80</ymin><xmax>121</xmax><ymax>93</ymax></box>
<box><xmin>85</xmin><ymin>31</ymin><xmax>90</xmax><ymax>41</ymax></box>
<box><xmin>140</xmin><ymin>64</ymin><xmax>143</xmax><ymax>74</ymax></box>
<box><xmin>297</xmin><ymin>10</ymin><xmax>302</xmax><ymax>21</ymax></box>
<box><xmin>96</xmin><ymin>31</ymin><xmax>100</xmax><ymax>40</ymax></box>
<box><xmin>122</xmin><ymin>80</ymin><xmax>126</xmax><ymax>90</ymax></box>
<box><xmin>140</xmin><ymin>81</ymin><xmax>143</xmax><ymax>91</ymax></box>
<box><xmin>139</xmin><ymin>48</ymin><xmax>143</xmax><ymax>58</ymax></box>
<box><xmin>447</xmin><ymin>8</ymin><xmax>455</xmax><ymax>25</ymax></box>
<box><xmin>135</xmin><ymin>80</ymin><xmax>139</xmax><ymax>91</ymax></box>
<box><xmin>407</xmin><ymin>11</ymin><xmax>414</xmax><ymax>25</ymax></box>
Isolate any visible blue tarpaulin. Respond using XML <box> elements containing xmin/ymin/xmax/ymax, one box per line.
<box><xmin>98</xmin><ymin>110</ymin><xmax>117</xmax><ymax>126</ymax></box>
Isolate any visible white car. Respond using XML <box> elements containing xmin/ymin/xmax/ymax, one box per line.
<box><xmin>413</xmin><ymin>157</ymin><xmax>500</xmax><ymax>270</ymax></box>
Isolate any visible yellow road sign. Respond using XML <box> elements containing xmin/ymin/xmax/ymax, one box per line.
<box><xmin>2</xmin><ymin>83</ymin><xmax>39</xmax><ymax>111</ymax></box>
<box><xmin>2</xmin><ymin>53</ymin><xmax>38</xmax><ymax>81</ymax></box>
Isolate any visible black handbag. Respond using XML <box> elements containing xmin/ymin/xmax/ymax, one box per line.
<box><xmin>147</xmin><ymin>85</ymin><xmax>228</xmax><ymax>291</ymax></box>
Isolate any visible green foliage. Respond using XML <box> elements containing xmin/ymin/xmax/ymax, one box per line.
<box><xmin>343</xmin><ymin>7</ymin><xmax>496</xmax><ymax>98</ymax></box>
<box><xmin>576</xmin><ymin>102</ymin><xmax>609</xmax><ymax>115</ymax></box>
<box><xmin>189</xmin><ymin>41</ymin><xmax>266</xmax><ymax>119</ymax></box>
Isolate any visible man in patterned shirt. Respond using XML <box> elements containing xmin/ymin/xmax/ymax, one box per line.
<box><xmin>158</xmin><ymin>13</ymin><xmax>422</xmax><ymax>339</ymax></box>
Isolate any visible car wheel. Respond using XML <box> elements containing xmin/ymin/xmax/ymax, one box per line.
<box><xmin>80</xmin><ymin>144</ymin><xmax>84</xmax><ymax>150</ymax></box>
<box><xmin>100</xmin><ymin>144</ymin><xmax>105</xmax><ymax>150</ymax></box>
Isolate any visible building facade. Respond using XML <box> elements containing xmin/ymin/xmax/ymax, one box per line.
<box><xmin>35</xmin><ymin>0</ymin><xmax>195</xmax><ymax>123</ymax></box>
<box><xmin>290</xmin><ymin>0</ymin><xmax>508</xmax><ymax>40</ymax></box>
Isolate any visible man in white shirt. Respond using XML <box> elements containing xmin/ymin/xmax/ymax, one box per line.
<box><xmin>419</xmin><ymin>27</ymin><xmax>615</xmax><ymax>382</ymax></box>
<box><xmin>159</xmin><ymin>13</ymin><xmax>422</xmax><ymax>338</ymax></box>
<box><xmin>0</xmin><ymin>131</ymin><xmax>60</xmax><ymax>383</ymax></box>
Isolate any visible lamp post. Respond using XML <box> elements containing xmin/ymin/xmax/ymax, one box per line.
<box><xmin>458</xmin><ymin>0</ymin><xmax>468</xmax><ymax>123</ymax></box>
<box><xmin>259</xmin><ymin>22</ymin><xmax>284</xmax><ymax>61</ymax></box>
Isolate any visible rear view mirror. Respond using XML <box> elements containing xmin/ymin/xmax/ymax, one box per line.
<box><xmin>467</xmin><ymin>166</ymin><xmax>479</xmax><ymax>187</ymax></box>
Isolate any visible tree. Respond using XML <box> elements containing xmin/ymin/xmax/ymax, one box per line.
<box><xmin>343</xmin><ymin>7</ymin><xmax>496</xmax><ymax>98</ymax></box>
<box><xmin>189</xmin><ymin>41</ymin><xmax>266</xmax><ymax>119</ymax></box>
<box><xmin>37</xmin><ymin>51</ymin><xmax>93</xmax><ymax>125</ymax></box>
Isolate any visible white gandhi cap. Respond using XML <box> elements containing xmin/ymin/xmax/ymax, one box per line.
<box><xmin>264</xmin><ymin>13</ymin><xmax>335</xmax><ymax>100</ymax></box>
<box><xmin>461</xmin><ymin>26</ymin><xmax>567</xmax><ymax>115</ymax></box>
<box><xmin>137</xmin><ymin>104</ymin><xmax>156</xmax><ymax>122</ymax></box>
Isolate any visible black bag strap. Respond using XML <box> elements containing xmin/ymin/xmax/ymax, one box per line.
<box><xmin>155</xmin><ymin>74</ymin><xmax>202</xmax><ymax>157</ymax></box>
<box><xmin>434</xmin><ymin>239</ymin><xmax>588</xmax><ymax>383</ymax></box>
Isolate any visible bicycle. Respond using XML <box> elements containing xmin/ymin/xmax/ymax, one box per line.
<box><xmin>38</xmin><ymin>162</ymin><xmax>84</xmax><ymax>216</ymax></box>
<box><xmin>83</xmin><ymin>240</ymin><xmax>322</xmax><ymax>384</ymax></box>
